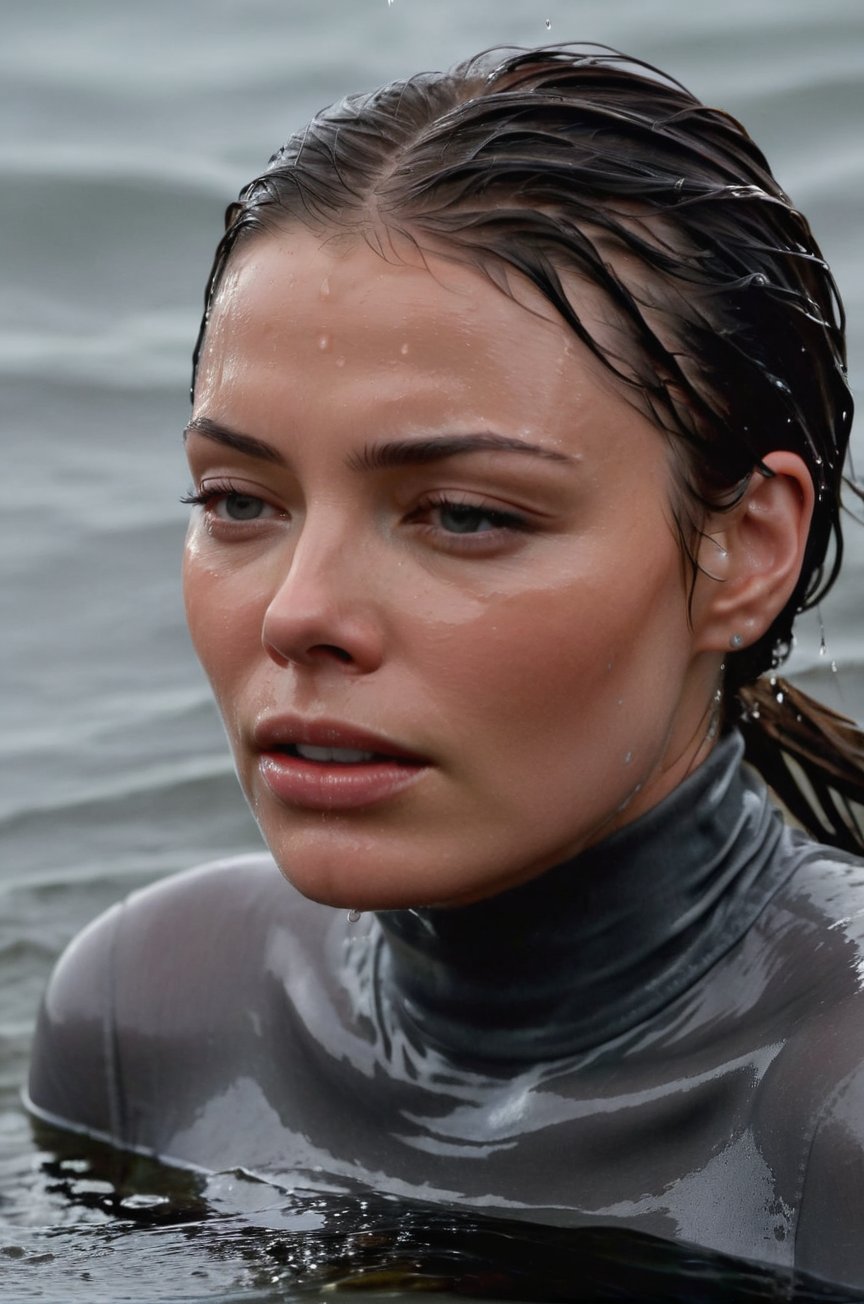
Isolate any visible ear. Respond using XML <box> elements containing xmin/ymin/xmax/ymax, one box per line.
<box><xmin>691</xmin><ymin>452</ymin><xmax>815</xmax><ymax>654</ymax></box>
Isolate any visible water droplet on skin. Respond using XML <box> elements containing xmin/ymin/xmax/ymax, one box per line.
<box><xmin>318</xmin><ymin>333</ymin><xmax>330</xmax><ymax>351</ymax></box>
<box><xmin>319</xmin><ymin>276</ymin><xmax>330</xmax><ymax>299</ymax></box>
<box><xmin>400</xmin><ymin>342</ymin><xmax>410</xmax><ymax>356</ymax></box>
<box><xmin>347</xmin><ymin>909</ymin><xmax>362</xmax><ymax>924</ymax></box>
<box><xmin>624</xmin><ymin>751</ymin><xmax>634</xmax><ymax>765</ymax></box>
<box><xmin>335</xmin><ymin>356</ymin><xmax>346</xmax><ymax>368</ymax></box>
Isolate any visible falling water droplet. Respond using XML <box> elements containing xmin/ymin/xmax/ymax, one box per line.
<box><xmin>545</xmin><ymin>18</ymin><xmax>551</xmax><ymax>28</ymax></box>
<box><xmin>347</xmin><ymin>908</ymin><xmax>362</xmax><ymax>924</ymax></box>
<box><xmin>831</xmin><ymin>660</ymin><xmax>838</xmax><ymax>675</ymax></box>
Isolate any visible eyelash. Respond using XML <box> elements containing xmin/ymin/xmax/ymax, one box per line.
<box><xmin>180</xmin><ymin>480</ymin><xmax>247</xmax><ymax>509</ymax></box>
<box><xmin>181</xmin><ymin>483</ymin><xmax>532</xmax><ymax>544</ymax></box>
<box><xmin>410</xmin><ymin>492</ymin><xmax>530</xmax><ymax>540</ymax></box>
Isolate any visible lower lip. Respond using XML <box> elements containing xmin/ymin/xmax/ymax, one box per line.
<box><xmin>258</xmin><ymin>751</ymin><xmax>429</xmax><ymax>811</ymax></box>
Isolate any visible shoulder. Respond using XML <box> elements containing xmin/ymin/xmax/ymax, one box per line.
<box><xmin>26</xmin><ymin>854</ymin><xmax>327</xmax><ymax>1139</ymax></box>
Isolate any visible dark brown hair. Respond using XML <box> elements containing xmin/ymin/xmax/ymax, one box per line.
<box><xmin>192</xmin><ymin>44</ymin><xmax>863</xmax><ymax>851</ymax></box>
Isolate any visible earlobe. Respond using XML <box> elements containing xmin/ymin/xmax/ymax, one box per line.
<box><xmin>692</xmin><ymin>452</ymin><xmax>815</xmax><ymax>653</ymax></box>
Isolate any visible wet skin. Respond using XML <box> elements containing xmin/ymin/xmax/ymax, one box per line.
<box><xmin>182</xmin><ymin>231</ymin><xmax>737</xmax><ymax>910</ymax></box>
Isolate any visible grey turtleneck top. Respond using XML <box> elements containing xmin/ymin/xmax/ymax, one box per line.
<box><xmin>26</xmin><ymin>733</ymin><xmax>864</xmax><ymax>1287</ymax></box>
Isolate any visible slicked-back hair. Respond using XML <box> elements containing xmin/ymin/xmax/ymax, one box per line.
<box><xmin>192</xmin><ymin>44</ymin><xmax>853</xmax><ymax>700</ymax></box>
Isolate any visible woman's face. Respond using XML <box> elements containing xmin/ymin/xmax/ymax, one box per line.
<box><xmin>184</xmin><ymin>230</ymin><xmax>723</xmax><ymax>909</ymax></box>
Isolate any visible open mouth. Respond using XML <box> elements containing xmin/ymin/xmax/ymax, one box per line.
<box><xmin>273</xmin><ymin>744</ymin><xmax>418</xmax><ymax>766</ymax></box>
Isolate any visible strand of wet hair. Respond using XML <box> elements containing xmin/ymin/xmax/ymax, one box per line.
<box><xmin>736</xmin><ymin>678</ymin><xmax>864</xmax><ymax>854</ymax></box>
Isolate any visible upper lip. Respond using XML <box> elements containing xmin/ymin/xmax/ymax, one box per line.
<box><xmin>252</xmin><ymin>716</ymin><xmax>429</xmax><ymax>763</ymax></box>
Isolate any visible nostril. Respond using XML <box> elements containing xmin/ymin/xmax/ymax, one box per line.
<box><xmin>315</xmin><ymin>644</ymin><xmax>353</xmax><ymax>664</ymax></box>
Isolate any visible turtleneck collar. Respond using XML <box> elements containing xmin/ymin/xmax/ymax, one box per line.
<box><xmin>373</xmin><ymin>732</ymin><xmax>790</xmax><ymax>1064</ymax></box>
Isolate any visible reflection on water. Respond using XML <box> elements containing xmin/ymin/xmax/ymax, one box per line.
<box><xmin>1</xmin><ymin>1123</ymin><xmax>861</xmax><ymax>1303</ymax></box>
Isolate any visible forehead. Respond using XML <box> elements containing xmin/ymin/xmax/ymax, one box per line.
<box><xmin>194</xmin><ymin>228</ymin><xmax>666</xmax><ymax>476</ymax></box>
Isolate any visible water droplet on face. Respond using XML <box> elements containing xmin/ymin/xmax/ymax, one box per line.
<box><xmin>399</xmin><ymin>342</ymin><xmax>409</xmax><ymax>356</ymax></box>
<box><xmin>319</xmin><ymin>276</ymin><xmax>331</xmax><ymax>299</ymax></box>
<box><xmin>335</xmin><ymin>355</ymin><xmax>346</xmax><ymax>368</ymax></box>
<box><xmin>624</xmin><ymin>751</ymin><xmax>634</xmax><ymax>765</ymax></box>
<box><xmin>318</xmin><ymin>333</ymin><xmax>330</xmax><ymax>351</ymax></box>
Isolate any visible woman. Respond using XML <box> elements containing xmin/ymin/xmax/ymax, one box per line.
<box><xmin>27</xmin><ymin>44</ymin><xmax>864</xmax><ymax>1287</ymax></box>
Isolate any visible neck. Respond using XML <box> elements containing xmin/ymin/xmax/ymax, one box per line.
<box><xmin>373</xmin><ymin>733</ymin><xmax>787</xmax><ymax>1063</ymax></box>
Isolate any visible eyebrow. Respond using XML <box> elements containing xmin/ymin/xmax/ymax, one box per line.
<box><xmin>183</xmin><ymin>416</ymin><xmax>287</xmax><ymax>465</ymax></box>
<box><xmin>349</xmin><ymin>434</ymin><xmax>573</xmax><ymax>470</ymax></box>
<box><xmin>184</xmin><ymin>417</ymin><xmax>573</xmax><ymax>470</ymax></box>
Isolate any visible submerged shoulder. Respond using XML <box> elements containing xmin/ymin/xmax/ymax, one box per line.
<box><xmin>27</xmin><ymin>853</ymin><xmax>326</xmax><ymax>1137</ymax></box>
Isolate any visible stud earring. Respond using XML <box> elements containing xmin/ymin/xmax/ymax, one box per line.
<box><xmin>729</xmin><ymin>633</ymin><xmax>744</xmax><ymax>649</ymax></box>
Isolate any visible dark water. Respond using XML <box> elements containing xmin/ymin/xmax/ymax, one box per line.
<box><xmin>3</xmin><ymin>0</ymin><xmax>863</xmax><ymax>1299</ymax></box>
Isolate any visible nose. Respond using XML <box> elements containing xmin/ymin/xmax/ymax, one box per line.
<box><xmin>261</xmin><ymin>521</ymin><xmax>385</xmax><ymax>674</ymax></box>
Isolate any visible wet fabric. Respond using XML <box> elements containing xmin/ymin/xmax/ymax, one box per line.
<box><xmin>26</xmin><ymin>732</ymin><xmax>864</xmax><ymax>1287</ymax></box>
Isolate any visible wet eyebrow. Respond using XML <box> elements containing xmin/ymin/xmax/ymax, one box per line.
<box><xmin>347</xmin><ymin>434</ymin><xmax>574</xmax><ymax>471</ymax></box>
<box><xmin>184</xmin><ymin>420</ymin><xmax>574</xmax><ymax>472</ymax></box>
<box><xmin>183</xmin><ymin>417</ymin><xmax>287</xmax><ymax>466</ymax></box>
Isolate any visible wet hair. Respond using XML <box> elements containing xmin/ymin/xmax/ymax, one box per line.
<box><xmin>192</xmin><ymin>44</ymin><xmax>863</xmax><ymax>851</ymax></box>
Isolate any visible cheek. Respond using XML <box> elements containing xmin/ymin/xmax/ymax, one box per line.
<box><xmin>182</xmin><ymin>542</ymin><xmax>264</xmax><ymax>699</ymax></box>
<box><xmin>410</xmin><ymin>558</ymin><xmax>691</xmax><ymax>760</ymax></box>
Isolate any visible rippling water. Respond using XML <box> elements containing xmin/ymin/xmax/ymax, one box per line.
<box><xmin>3</xmin><ymin>0</ymin><xmax>863</xmax><ymax>1299</ymax></box>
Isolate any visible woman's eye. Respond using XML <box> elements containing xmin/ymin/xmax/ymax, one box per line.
<box><xmin>436</xmin><ymin>503</ymin><xmax>503</xmax><ymax>534</ymax></box>
<box><xmin>182</xmin><ymin>483</ymin><xmax>279</xmax><ymax>524</ymax></box>
<box><xmin>217</xmin><ymin>491</ymin><xmax>268</xmax><ymax>521</ymax></box>
<box><xmin>428</xmin><ymin>499</ymin><xmax>526</xmax><ymax>536</ymax></box>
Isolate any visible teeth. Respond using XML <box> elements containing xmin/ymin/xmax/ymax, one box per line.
<box><xmin>294</xmin><ymin>744</ymin><xmax>377</xmax><ymax>763</ymax></box>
